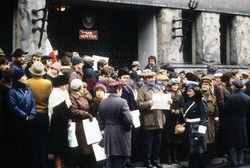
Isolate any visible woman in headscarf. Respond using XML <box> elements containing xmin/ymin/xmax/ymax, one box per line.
<box><xmin>48</xmin><ymin>75</ymin><xmax>71</xmax><ymax>168</ymax></box>
<box><xmin>183</xmin><ymin>82</ymin><xmax>208</xmax><ymax>168</ymax></box>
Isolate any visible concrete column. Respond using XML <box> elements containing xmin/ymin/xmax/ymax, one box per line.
<box><xmin>195</xmin><ymin>12</ymin><xmax>220</xmax><ymax>64</ymax></box>
<box><xmin>157</xmin><ymin>8</ymin><xmax>183</xmax><ymax>64</ymax></box>
<box><xmin>138</xmin><ymin>9</ymin><xmax>157</xmax><ymax>69</ymax></box>
<box><xmin>15</xmin><ymin>0</ymin><xmax>52</xmax><ymax>57</ymax></box>
<box><xmin>231</xmin><ymin>15</ymin><xmax>250</xmax><ymax>66</ymax></box>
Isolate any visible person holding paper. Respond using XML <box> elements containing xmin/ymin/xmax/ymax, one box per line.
<box><xmin>184</xmin><ymin>82</ymin><xmax>208</xmax><ymax>168</ymax></box>
<box><xmin>69</xmin><ymin>79</ymin><xmax>95</xmax><ymax>168</ymax></box>
<box><xmin>136</xmin><ymin>70</ymin><xmax>167</xmax><ymax>168</ymax></box>
<box><xmin>98</xmin><ymin>81</ymin><xmax>133</xmax><ymax>168</ymax></box>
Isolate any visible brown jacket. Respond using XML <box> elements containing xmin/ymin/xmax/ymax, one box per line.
<box><xmin>69</xmin><ymin>92</ymin><xmax>93</xmax><ymax>154</ymax></box>
<box><xmin>136</xmin><ymin>84</ymin><xmax>166</xmax><ymax>130</ymax></box>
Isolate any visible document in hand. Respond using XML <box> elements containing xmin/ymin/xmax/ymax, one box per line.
<box><xmin>92</xmin><ymin>143</ymin><xmax>107</xmax><ymax>161</ymax></box>
<box><xmin>130</xmin><ymin>110</ymin><xmax>141</xmax><ymax>128</ymax></box>
<box><xmin>151</xmin><ymin>93</ymin><xmax>171</xmax><ymax>110</ymax></box>
<box><xmin>83</xmin><ymin>117</ymin><xmax>102</xmax><ymax>145</ymax></box>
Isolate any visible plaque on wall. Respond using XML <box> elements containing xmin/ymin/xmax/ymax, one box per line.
<box><xmin>79</xmin><ymin>30</ymin><xmax>98</xmax><ymax>40</ymax></box>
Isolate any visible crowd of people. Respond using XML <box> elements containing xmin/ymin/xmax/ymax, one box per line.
<box><xmin>0</xmin><ymin>48</ymin><xmax>250</xmax><ymax>168</ymax></box>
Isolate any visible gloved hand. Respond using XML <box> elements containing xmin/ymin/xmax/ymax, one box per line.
<box><xmin>26</xmin><ymin>115</ymin><xmax>34</xmax><ymax>122</ymax></box>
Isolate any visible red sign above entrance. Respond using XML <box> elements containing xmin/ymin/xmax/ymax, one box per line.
<box><xmin>79</xmin><ymin>30</ymin><xmax>98</xmax><ymax>40</ymax></box>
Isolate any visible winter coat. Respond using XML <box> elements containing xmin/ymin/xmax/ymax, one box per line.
<box><xmin>48</xmin><ymin>101</ymin><xmax>70</xmax><ymax>155</ymax></box>
<box><xmin>8</xmin><ymin>87</ymin><xmax>36</xmax><ymax>123</ymax></box>
<box><xmin>136</xmin><ymin>85</ymin><xmax>166</xmax><ymax>130</ymax></box>
<box><xmin>202</xmin><ymin>91</ymin><xmax>218</xmax><ymax>143</ymax></box>
<box><xmin>184</xmin><ymin>98</ymin><xmax>208</xmax><ymax>154</ymax></box>
<box><xmin>69</xmin><ymin>92</ymin><xmax>93</xmax><ymax>154</ymax></box>
<box><xmin>98</xmin><ymin>94</ymin><xmax>133</xmax><ymax>156</ymax></box>
<box><xmin>121</xmin><ymin>85</ymin><xmax>137</xmax><ymax>111</ymax></box>
<box><xmin>224</xmin><ymin>90</ymin><xmax>250</xmax><ymax>147</ymax></box>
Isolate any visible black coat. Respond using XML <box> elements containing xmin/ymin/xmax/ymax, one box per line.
<box><xmin>224</xmin><ymin>90</ymin><xmax>250</xmax><ymax>147</ymax></box>
<box><xmin>48</xmin><ymin>101</ymin><xmax>70</xmax><ymax>155</ymax></box>
<box><xmin>121</xmin><ymin>85</ymin><xmax>137</xmax><ymax>111</ymax></box>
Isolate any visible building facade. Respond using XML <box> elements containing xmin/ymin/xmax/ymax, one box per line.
<box><xmin>1</xmin><ymin>0</ymin><xmax>250</xmax><ymax>71</ymax></box>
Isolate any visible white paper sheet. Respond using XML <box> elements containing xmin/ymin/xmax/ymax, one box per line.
<box><xmin>130</xmin><ymin>110</ymin><xmax>141</xmax><ymax>128</ymax></box>
<box><xmin>92</xmin><ymin>55</ymin><xmax>109</xmax><ymax>71</ymax></box>
<box><xmin>151</xmin><ymin>93</ymin><xmax>171</xmax><ymax>110</ymax></box>
<box><xmin>68</xmin><ymin>122</ymin><xmax>78</xmax><ymax>148</ymax></box>
<box><xmin>92</xmin><ymin>143</ymin><xmax>107</xmax><ymax>161</ymax></box>
<box><xmin>83</xmin><ymin>117</ymin><xmax>102</xmax><ymax>145</ymax></box>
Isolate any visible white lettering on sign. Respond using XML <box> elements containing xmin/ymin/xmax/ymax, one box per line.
<box><xmin>79</xmin><ymin>30</ymin><xmax>98</xmax><ymax>40</ymax></box>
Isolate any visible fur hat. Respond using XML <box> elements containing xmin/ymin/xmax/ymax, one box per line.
<box><xmin>168</xmin><ymin>78</ymin><xmax>180</xmax><ymax>86</ymax></box>
<box><xmin>29</xmin><ymin>62</ymin><xmax>46</xmax><ymax>77</ymax></box>
<box><xmin>232</xmin><ymin>79</ymin><xmax>244</xmax><ymax>89</ymax></box>
<box><xmin>200</xmin><ymin>76</ymin><xmax>212</xmax><ymax>84</ymax></box>
<box><xmin>72</xmin><ymin>56</ymin><xmax>83</xmax><ymax>65</ymax></box>
<box><xmin>13</xmin><ymin>70</ymin><xmax>25</xmax><ymax>81</ymax></box>
<box><xmin>118</xmin><ymin>67</ymin><xmax>129</xmax><ymax>78</ymax></box>
<box><xmin>70</xmin><ymin>79</ymin><xmax>84</xmax><ymax>91</ymax></box>
<box><xmin>13</xmin><ymin>48</ymin><xmax>28</xmax><ymax>57</ymax></box>
<box><xmin>52</xmin><ymin>75</ymin><xmax>68</xmax><ymax>87</ymax></box>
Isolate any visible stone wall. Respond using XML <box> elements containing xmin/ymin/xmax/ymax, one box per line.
<box><xmin>195</xmin><ymin>12</ymin><xmax>220</xmax><ymax>64</ymax></box>
<box><xmin>15</xmin><ymin>0</ymin><xmax>52</xmax><ymax>57</ymax></box>
<box><xmin>231</xmin><ymin>15</ymin><xmax>250</xmax><ymax>66</ymax></box>
<box><xmin>157</xmin><ymin>8</ymin><xmax>183</xmax><ymax>64</ymax></box>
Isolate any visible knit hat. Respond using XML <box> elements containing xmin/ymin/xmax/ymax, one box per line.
<box><xmin>0</xmin><ymin>48</ymin><xmax>5</xmax><ymax>56</ymax></box>
<box><xmin>72</xmin><ymin>56</ymin><xmax>83</xmax><ymax>65</ymax></box>
<box><xmin>52</xmin><ymin>75</ymin><xmax>68</xmax><ymax>87</ymax></box>
<box><xmin>232</xmin><ymin>79</ymin><xmax>244</xmax><ymax>89</ymax></box>
<box><xmin>29</xmin><ymin>61</ymin><xmax>46</xmax><ymax>77</ymax></box>
<box><xmin>51</xmin><ymin>62</ymin><xmax>61</xmax><ymax>72</ymax></box>
<box><xmin>13</xmin><ymin>70</ymin><xmax>25</xmax><ymax>81</ymax></box>
<box><xmin>200</xmin><ymin>76</ymin><xmax>212</xmax><ymax>84</ymax></box>
<box><xmin>95</xmin><ymin>84</ymin><xmax>106</xmax><ymax>91</ymax></box>
<box><xmin>168</xmin><ymin>78</ymin><xmax>180</xmax><ymax>86</ymax></box>
<box><xmin>2</xmin><ymin>69</ymin><xmax>14</xmax><ymax>82</ymax></box>
<box><xmin>70</xmin><ymin>79</ymin><xmax>84</xmax><ymax>91</ymax></box>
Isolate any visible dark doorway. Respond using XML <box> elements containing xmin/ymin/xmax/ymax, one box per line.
<box><xmin>48</xmin><ymin>6</ymin><xmax>138</xmax><ymax>67</ymax></box>
<box><xmin>0</xmin><ymin>1</ymin><xmax>15</xmax><ymax>57</ymax></box>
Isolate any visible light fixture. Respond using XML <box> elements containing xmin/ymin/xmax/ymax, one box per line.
<box><xmin>56</xmin><ymin>5</ymin><xmax>69</xmax><ymax>12</ymax></box>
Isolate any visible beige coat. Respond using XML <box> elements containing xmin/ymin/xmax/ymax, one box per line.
<box><xmin>136</xmin><ymin>85</ymin><xmax>166</xmax><ymax>130</ymax></box>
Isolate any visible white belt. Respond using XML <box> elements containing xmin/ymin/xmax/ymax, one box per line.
<box><xmin>186</xmin><ymin>118</ymin><xmax>200</xmax><ymax>123</ymax></box>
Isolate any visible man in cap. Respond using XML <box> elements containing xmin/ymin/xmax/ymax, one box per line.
<box><xmin>82</xmin><ymin>56</ymin><xmax>98</xmax><ymax>96</ymax></box>
<box><xmin>41</xmin><ymin>55</ymin><xmax>53</xmax><ymax>72</ymax></box>
<box><xmin>130</xmin><ymin>61</ymin><xmax>142</xmax><ymax>75</ymax></box>
<box><xmin>98</xmin><ymin>81</ymin><xmax>133</xmax><ymax>168</ymax></box>
<box><xmin>10</xmin><ymin>48</ymin><xmax>28</xmax><ymax>71</ymax></box>
<box><xmin>25</xmin><ymin>52</ymin><xmax>42</xmax><ymax>79</ymax></box>
<box><xmin>223</xmin><ymin>80</ymin><xmax>250</xmax><ymax>167</ymax></box>
<box><xmin>200</xmin><ymin>76</ymin><xmax>218</xmax><ymax>166</ymax></box>
<box><xmin>137</xmin><ymin>70</ymin><xmax>169</xmax><ymax>168</ymax></box>
<box><xmin>26</xmin><ymin>62</ymin><xmax>52</xmax><ymax>167</ymax></box>
<box><xmin>161</xmin><ymin>64</ymin><xmax>175</xmax><ymax>79</ymax></box>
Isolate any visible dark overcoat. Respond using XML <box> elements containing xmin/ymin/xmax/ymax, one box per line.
<box><xmin>98</xmin><ymin>94</ymin><xmax>133</xmax><ymax>156</ymax></box>
<box><xmin>48</xmin><ymin>101</ymin><xmax>70</xmax><ymax>155</ymax></box>
<box><xmin>224</xmin><ymin>90</ymin><xmax>250</xmax><ymax>147</ymax></box>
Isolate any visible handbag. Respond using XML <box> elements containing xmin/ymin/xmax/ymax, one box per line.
<box><xmin>175</xmin><ymin>122</ymin><xmax>185</xmax><ymax>134</ymax></box>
